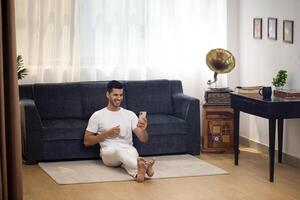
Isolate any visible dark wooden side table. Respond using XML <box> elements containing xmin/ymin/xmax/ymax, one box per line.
<box><xmin>202</xmin><ymin>104</ymin><xmax>233</xmax><ymax>153</ymax></box>
<box><xmin>230</xmin><ymin>92</ymin><xmax>300</xmax><ymax>182</ymax></box>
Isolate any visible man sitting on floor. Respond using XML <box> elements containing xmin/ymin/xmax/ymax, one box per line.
<box><xmin>84</xmin><ymin>80</ymin><xmax>155</xmax><ymax>182</ymax></box>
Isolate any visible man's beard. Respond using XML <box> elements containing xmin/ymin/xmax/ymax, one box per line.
<box><xmin>110</xmin><ymin>99</ymin><xmax>121</xmax><ymax>107</ymax></box>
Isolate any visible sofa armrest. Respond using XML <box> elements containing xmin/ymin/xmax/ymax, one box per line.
<box><xmin>172</xmin><ymin>94</ymin><xmax>200</xmax><ymax>155</ymax></box>
<box><xmin>20</xmin><ymin>99</ymin><xmax>43</xmax><ymax>163</ymax></box>
<box><xmin>172</xmin><ymin>94</ymin><xmax>197</xmax><ymax>120</ymax></box>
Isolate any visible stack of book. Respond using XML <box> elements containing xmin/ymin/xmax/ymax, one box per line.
<box><xmin>236</xmin><ymin>86</ymin><xmax>263</xmax><ymax>94</ymax></box>
<box><xmin>273</xmin><ymin>89</ymin><xmax>300</xmax><ymax>98</ymax></box>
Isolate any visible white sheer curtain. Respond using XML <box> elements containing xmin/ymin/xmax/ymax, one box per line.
<box><xmin>79</xmin><ymin>0</ymin><xmax>147</xmax><ymax>81</ymax></box>
<box><xmin>146</xmin><ymin>0</ymin><xmax>227</xmax><ymax>97</ymax></box>
<box><xmin>15</xmin><ymin>0</ymin><xmax>80</xmax><ymax>83</ymax></box>
<box><xmin>15</xmin><ymin>0</ymin><xmax>227</xmax><ymax>99</ymax></box>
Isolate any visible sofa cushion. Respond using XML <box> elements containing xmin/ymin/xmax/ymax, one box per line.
<box><xmin>125</xmin><ymin>80</ymin><xmax>173</xmax><ymax>114</ymax></box>
<box><xmin>147</xmin><ymin>114</ymin><xmax>187</xmax><ymax>135</ymax></box>
<box><xmin>133</xmin><ymin>113</ymin><xmax>187</xmax><ymax>156</ymax></box>
<box><xmin>34</xmin><ymin>83</ymin><xmax>82</xmax><ymax>119</ymax></box>
<box><xmin>44</xmin><ymin>140</ymin><xmax>100</xmax><ymax>160</ymax></box>
<box><xmin>80</xmin><ymin>81</ymin><xmax>127</xmax><ymax>118</ymax></box>
<box><xmin>134</xmin><ymin>134</ymin><xmax>187</xmax><ymax>156</ymax></box>
<box><xmin>42</xmin><ymin>119</ymin><xmax>87</xmax><ymax>141</ymax></box>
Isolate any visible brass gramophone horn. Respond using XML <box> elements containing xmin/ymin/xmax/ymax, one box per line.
<box><xmin>206</xmin><ymin>48</ymin><xmax>235</xmax><ymax>86</ymax></box>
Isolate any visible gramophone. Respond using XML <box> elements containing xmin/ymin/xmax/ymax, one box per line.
<box><xmin>205</xmin><ymin>48</ymin><xmax>235</xmax><ymax>105</ymax></box>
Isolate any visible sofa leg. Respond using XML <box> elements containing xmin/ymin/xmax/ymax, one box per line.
<box><xmin>23</xmin><ymin>160</ymin><xmax>37</xmax><ymax>165</ymax></box>
<box><xmin>189</xmin><ymin>150</ymin><xmax>200</xmax><ymax>155</ymax></box>
<box><xmin>23</xmin><ymin>159</ymin><xmax>37</xmax><ymax>165</ymax></box>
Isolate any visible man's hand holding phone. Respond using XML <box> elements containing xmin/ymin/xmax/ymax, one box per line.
<box><xmin>138</xmin><ymin>111</ymin><xmax>147</xmax><ymax>130</ymax></box>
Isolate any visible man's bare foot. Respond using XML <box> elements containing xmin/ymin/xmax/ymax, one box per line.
<box><xmin>145</xmin><ymin>159</ymin><xmax>155</xmax><ymax>177</ymax></box>
<box><xmin>136</xmin><ymin>158</ymin><xmax>146</xmax><ymax>182</ymax></box>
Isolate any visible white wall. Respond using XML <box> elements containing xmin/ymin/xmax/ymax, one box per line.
<box><xmin>235</xmin><ymin>0</ymin><xmax>300</xmax><ymax>159</ymax></box>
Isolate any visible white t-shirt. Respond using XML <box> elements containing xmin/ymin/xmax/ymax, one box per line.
<box><xmin>86</xmin><ymin>107</ymin><xmax>138</xmax><ymax>148</ymax></box>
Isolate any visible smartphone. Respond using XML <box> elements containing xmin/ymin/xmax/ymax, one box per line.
<box><xmin>139</xmin><ymin>111</ymin><xmax>147</xmax><ymax>119</ymax></box>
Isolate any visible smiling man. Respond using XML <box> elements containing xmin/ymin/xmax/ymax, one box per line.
<box><xmin>84</xmin><ymin>80</ymin><xmax>155</xmax><ymax>182</ymax></box>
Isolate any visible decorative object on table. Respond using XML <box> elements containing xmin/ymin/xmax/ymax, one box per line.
<box><xmin>236</xmin><ymin>86</ymin><xmax>263</xmax><ymax>94</ymax></box>
<box><xmin>206</xmin><ymin>48</ymin><xmax>235</xmax><ymax>88</ymax></box>
<box><xmin>268</xmin><ymin>17</ymin><xmax>277</xmax><ymax>40</ymax></box>
<box><xmin>205</xmin><ymin>48</ymin><xmax>235</xmax><ymax>105</ymax></box>
<box><xmin>202</xmin><ymin>105</ymin><xmax>233</xmax><ymax>153</ymax></box>
<box><xmin>283</xmin><ymin>20</ymin><xmax>294</xmax><ymax>44</ymax></box>
<box><xmin>273</xmin><ymin>89</ymin><xmax>300</xmax><ymax>98</ymax></box>
<box><xmin>253</xmin><ymin>18</ymin><xmax>262</xmax><ymax>39</ymax></box>
<box><xmin>259</xmin><ymin>86</ymin><xmax>272</xmax><ymax>99</ymax></box>
<box><xmin>204</xmin><ymin>88</ymin><xmax>232</xmax><ymax>105</ymax></box>
<box><xmin>17</xmin><ymin>55</ymin><xmax>28</xmax><ymax>80</ymax></box>
<box><xmin>272</xmin><ymin>70</ymin><xmax>287</xmax><ymax>89</ymax></box>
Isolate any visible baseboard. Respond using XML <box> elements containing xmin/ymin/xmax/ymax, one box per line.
<box><xmin>240</xmin><ymin>136</ymin><xmax>300</xmax><ymax>168</ymax></box>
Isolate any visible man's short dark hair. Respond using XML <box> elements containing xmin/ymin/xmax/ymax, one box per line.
<box><xmin>107</xmin><ymin>80</ymin><xmax>123</xmax><ymax>93</ymax></box>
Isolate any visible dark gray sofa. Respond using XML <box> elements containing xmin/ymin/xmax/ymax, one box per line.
<box><xmin>19</xmin><ymin>80</ymin><xmax>200</xmax><ymax>164</ymax></box>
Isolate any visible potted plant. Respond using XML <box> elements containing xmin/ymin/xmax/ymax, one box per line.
<box><xmin>272</xmin><ymin>70</ymin><xmax>287</xmax><ymax>90</ymax></box>
<box><xmin>17</xmin><ymin>55</ymin><xmax>28</xmax><ymax>80</ymax></box>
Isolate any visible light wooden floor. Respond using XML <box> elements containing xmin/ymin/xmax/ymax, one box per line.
<box><xmin>23</xmin><ymin>147</ymin><xmax>300</xmax><ymax>200</ymax></box>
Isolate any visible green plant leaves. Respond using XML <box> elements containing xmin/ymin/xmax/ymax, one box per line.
<box><xmin>272</xmin><ymin>70</ymin><xmax>287</xmax><ymax>88</ymax></box>
<box><xmin>17</xmin><ymin>55</ymin><xmax>28</xmax><ymax>80</ymax></box>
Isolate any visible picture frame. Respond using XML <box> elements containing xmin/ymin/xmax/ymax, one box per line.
<box><xmin>253</xmin><ymin>18</ymin><xmax>262</xmax><ymax>39</ymax></box>
<box><xmin>283</xmin><ymin>20</ymin><xmax>294</xmax><ymax>44</ymax></box>
<box><xmin>268</xmin><ymin>18</ymin><xmax>277</xmax><ymax>40</ymax></box>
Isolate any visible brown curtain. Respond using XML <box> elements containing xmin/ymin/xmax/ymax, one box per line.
<box><xmin>0</xmin><ymin>0</ymin><xmax>23</xmax><ymax>199</ymax></box>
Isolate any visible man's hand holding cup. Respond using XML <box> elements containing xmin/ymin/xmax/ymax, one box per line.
<box><xmin>106</xmin><ymin>125</ymin><xmax>120</xmax><ymax>138</ymax></box>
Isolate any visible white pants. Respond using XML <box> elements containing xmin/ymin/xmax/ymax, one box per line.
<box><xmin>100</xmin><ymin>145</ymin><xmax>139</xmax><ymax>177</ymax></box>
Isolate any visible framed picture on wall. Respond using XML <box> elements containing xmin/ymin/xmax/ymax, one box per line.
<box><xmin>253</xmin><ymin>18</ymin><xmax>262</xmax><ymax>39</ymax></box>
<box><xmin>268</xmin><ymin>18</ymin><xmax>277</xmax><ymax>40</ymax></box>
<box><xmin>283</xmin><ymin>20</ymin><xmax>294</xmax><ymax>43</ymax></box>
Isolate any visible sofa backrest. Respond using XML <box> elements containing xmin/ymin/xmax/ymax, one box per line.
<box><xmin>19</xmin><ymin>84</ymin><xmax>33</xmax><ymax>99</ymax></box>
<box><xmin>80</xmin><ymin>81</ymin><xmax>127</xmax><ymax>118</ymax></box>
<box><xmin>170</xmin><ymin>80</ymin><xmax>183</xmax><ymax>94</ymax></box>
<box><xmin>33</xmin><ymin>83</ymin><xmax>82</xmax><ymax>119</ymax></box>
<box><xmin>19</xmin><ymin>79</ymin><xmax>183</xmax><ymax>118</ymax></box>
<box><xmin>125</xmin><ymin>80</ymin><xmax>173</xmax><ymax>114</ymax></box>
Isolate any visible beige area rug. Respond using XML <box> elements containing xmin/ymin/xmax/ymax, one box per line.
<box><xmin>38</xmin><ymin>154</ymin><xmax>228</xmax><ymax>185</ymax></box>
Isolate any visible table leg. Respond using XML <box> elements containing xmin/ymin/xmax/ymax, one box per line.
<box><xmin>269</xmin><ymin>118</ymin><xmax>276</xmax><ymax>182</ymax></box>
<box><xmin>277</xmin><ymin>118</ymin><xmax>284</xmax><ymax>163</ymax></box>
<box><xmin>233</xmin><ymin>109</ymin><xmax>240</xmax><ymax>165</ymax></box>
